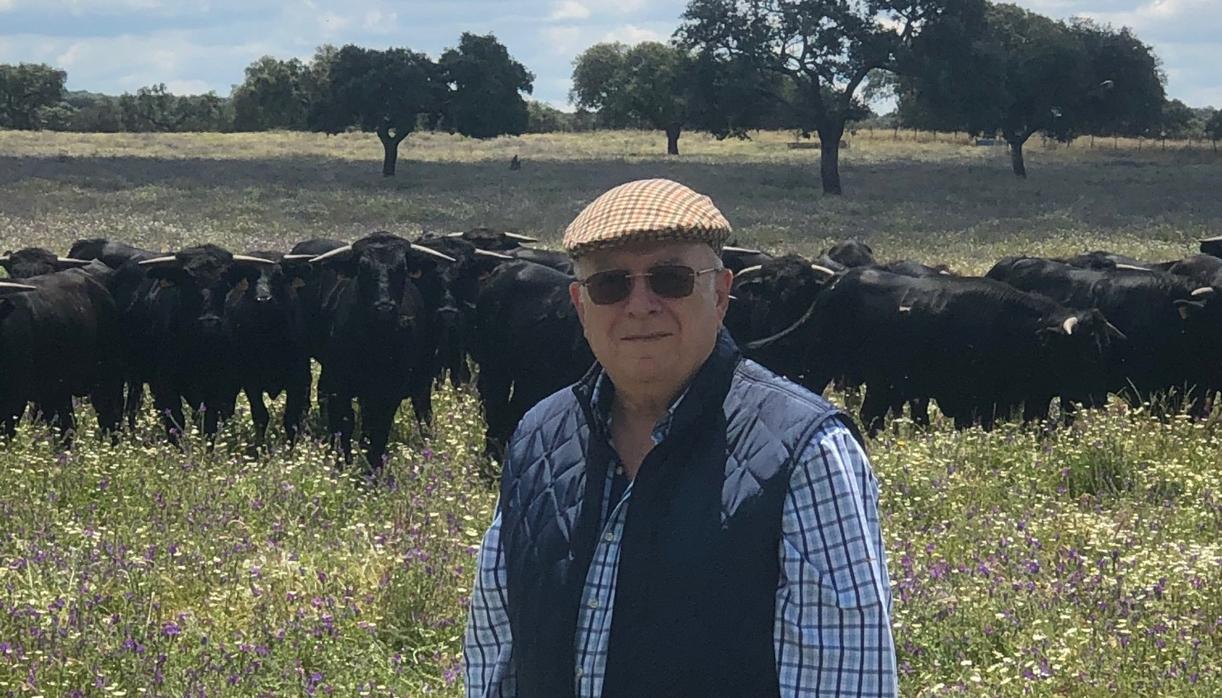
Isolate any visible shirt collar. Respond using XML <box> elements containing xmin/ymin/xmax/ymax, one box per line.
<box><xmin>589</xmin><ymin>369</ymin><xmax>690</xmax><ymax>446</ymax></box>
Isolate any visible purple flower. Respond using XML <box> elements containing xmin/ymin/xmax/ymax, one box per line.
<box><xmin>162</xmin><ymin>621</ymin><xmax>181</xmax><ymax>638</ymax></box>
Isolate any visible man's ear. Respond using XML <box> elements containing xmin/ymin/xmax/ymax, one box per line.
<box><xmin>569</xmin><ymin>280</ymin><xmax>586</xmax><ymax>324</ymax></box>
<box><xmin>714</xmin><ymin>267</ymin><xmax>733</xmax><ymax>318</ymax></box>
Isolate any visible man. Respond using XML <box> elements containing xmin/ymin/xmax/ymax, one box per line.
<box><xmin>464</xmin><ymin>178</ymin><xmax>897</xmax><ymax>697</ymax></box>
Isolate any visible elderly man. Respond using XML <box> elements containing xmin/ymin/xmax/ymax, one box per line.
<box><xmin>464</xmin><ymin>178</ymin><xmax>897</xmax><ymax>697</ymax></box>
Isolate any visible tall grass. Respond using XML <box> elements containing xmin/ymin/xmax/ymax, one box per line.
<box><xmin>0</xmin><ymin>131</ymin><xmax>1218</xmax><ymax>695</ymax></box>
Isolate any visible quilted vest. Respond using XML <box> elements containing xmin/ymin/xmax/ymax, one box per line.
<box><xmin>500</xmin><ymin>329</ymin><xmax>855</xmax><ymax>697</ymax></box>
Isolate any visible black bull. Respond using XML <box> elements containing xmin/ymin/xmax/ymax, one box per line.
<box><xmin>728</xmin><ymin>261</ymin><xmax>1123</xmax><ymax>433</ymax></box>
<box><xmin>0</xmin><ymin>272</ymin><xmax>124</xmax><ymax>438</ymax></box>
<box><xmin>986</xmin><ymin>256</ymin><xmax>1222</xmax><ymax>412</ymax></box>
<box><xmin>310</xmin><ymin>232</ymin><xmax>458</xmax><ymax>468</ymax></box>
<box><xmin>126</xmin><ymin>245</ymin><xmax>281</xmax><ymax>440</ymax></box>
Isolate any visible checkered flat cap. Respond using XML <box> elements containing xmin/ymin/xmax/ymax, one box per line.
<box><xmin>563</xmin><ymin>179</ymin><xmax>732</xmax><ymax>258</ymax></box>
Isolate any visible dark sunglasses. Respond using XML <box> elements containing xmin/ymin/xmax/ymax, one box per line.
<box><xmin>578</xmin><ymin>264</ymin><xmax>720</xmax><ymax>305</ymax></box>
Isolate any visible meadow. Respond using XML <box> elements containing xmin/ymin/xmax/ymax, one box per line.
<box><xmin>0</xmin><ymin>129</ymin><xmax>1219</xmax><ymax>696</ymax></box>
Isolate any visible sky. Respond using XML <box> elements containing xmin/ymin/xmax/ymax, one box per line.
<box><xmin>0</xmin><ymin>1</ymin><xmax>1217</xmax><ymax>110</ymax></box>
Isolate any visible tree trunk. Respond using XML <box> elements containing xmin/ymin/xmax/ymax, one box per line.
<box><xmin>377</xmin><ymin>125</ymin><xmax>410</xmax><ymax>177</ymax></box>
<box><xmin>1009</xmin><ymin>136</ymin><xmax>1028</xmax><ymax>178</ymax></box>
<box><xmin>665</xmin><ymin>123</ymin><xmax>681</xmax><ymax>156</ymax></box>
<box><xmin>818</xmin><ymin>123</ymin><xmax>845</xmax><ymax>195</ymax></box>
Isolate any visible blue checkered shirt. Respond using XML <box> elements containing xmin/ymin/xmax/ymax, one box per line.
<box><xmin>464</xmin><ymin>374</ymin><xmax>897</xmax><ymax>697</ymax></box>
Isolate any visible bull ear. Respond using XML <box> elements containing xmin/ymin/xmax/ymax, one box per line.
<box><xmin>1174</xmin><ymin>299</ymin><xmax>1207</xmax><ymax>320</ymax></box>
<box><xmin>309</xmin><ymin>244</ymin><xmax>356</xmax><ymax>277</ymax></box>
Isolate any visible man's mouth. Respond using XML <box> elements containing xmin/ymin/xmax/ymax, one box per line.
<box><xmin>621</xmin><ymin>332</ymin><xmax>671</xmax><ymax>342</ymax></box>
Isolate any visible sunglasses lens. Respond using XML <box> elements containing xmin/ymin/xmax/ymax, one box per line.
<box><xmin>586</xmin><ymin>271</ymin><xmax>631</xmax><ymax>305</ymax></box>
<box><xmin>648</xmin><ymin>265</ymin><xmax>696</xmax><ymax>298</ymax></box>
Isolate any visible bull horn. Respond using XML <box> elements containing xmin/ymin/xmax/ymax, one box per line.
<box><xmin>445</xmin><ymin>232</ymin><xmax>466</xmax><ymax>238</ymax></box>
<box><xmin>1062</xmin><ymin>316</ymin><xmax>1079</xmax><ymax>335</ymax></box>
<box><xmin>0</xmin><ymin>281</ymin><xmax>37</xmax><ymax>294</ymax></box>
<box><xmin>231</xmin><ymin>255</ymin><xmax>278</xmax><ymax>265</ymax></box>
<box><xmin>938</xmin><ymin>269</ymin><xmax>952</xmax><ymax>275</ymax></box>
<box><xmin>1199</xmin><ymin>235</ymin><xmax>1222</xmax><ymax>243</ymax></box>
<box><xmin>280</xmin><ymin>254</ymin><xmax>317</xmax><ymax>261</ymax></box>
<box><xmin>503</xmin><ymin>232</ymin><xmax>539</xmax><ymax>242</ymax></box>
<box><xmin>138</xmin><ymin>255</ymin><xmax>179</xmax><ymax>266</ymax></box>
<box><xmin>1113</xmin><ymin>263</ymin><xmax>1151</xmax><ymax>272</ymax></box>
<box><xmin>734</xmin><ymin>265</ymin><xmax>764</xmax><ymax>277</ymax></box>
<box><xmin>309</xmin><ymin>245</ymin><xmax>353</xmax><ymax>263</ymax></box>
<box><xmin>410</xmin><ymin>244</ymin><xmax>457</xmax><ymax>263</ymax></box>
<box><xmin>56</xmin><ymin>257</ymin><xmax>91</xmax><ymax>265</ymax></box>
<box><xmin>473</xmin><ymin>249</ymin><xmax>514</xmax><ymax>260</ymax></box>
<box><xmin>1191</xmin><ymin>287</ymin><xmax>1215</xmax><ymax>297</ymax></box>
<box><xmin>722</xmin><ymin>245</ymin><xmax>763</xmax><ymax>254</ymax></box>
<box><xmin>810</xmin><ymin>264</ymin><xmax>838</xmax><ymax>278</ymax></box>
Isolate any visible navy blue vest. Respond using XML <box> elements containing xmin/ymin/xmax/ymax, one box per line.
<box><xmin>500</xmin><ymin>330</ymin><xmax>855</xmax><ymax>697</ymax></box>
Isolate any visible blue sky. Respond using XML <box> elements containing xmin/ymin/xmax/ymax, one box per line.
<box><xmin>0</xmin><ymin>1</ymin><xmax>1217</xmax><ymax>110</ymax></box>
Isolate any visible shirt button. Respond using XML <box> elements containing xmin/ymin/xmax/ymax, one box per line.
<box><xmin>587</xmin><ymin>598</ymin><xmax>599</xmax><ymax>609</ymax></box>
<box><xmin>603</xmin><ymin>531</ymin><xmax>615</xmax><ymax>542</ymax></box>
<box><xmin>576</xmin><ymin>667</ymin><xmax>584</xmax><ymax>678</ymax></box>
<box><xmin>615</xmin><ymin>466</ymin><xmax>623</xmax><ymax>475</ymax></box>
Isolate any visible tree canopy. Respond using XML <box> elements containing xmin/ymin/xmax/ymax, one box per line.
<box><xmin>308</xmin><ymin>45</ymin><xmax>446</xmax><ymax>176</ymax></box>
<box><xmin>231</xmin><ymin>56</ymin><xmax>311</xmax><ymax>131</ymax></box>
<box><xmin>678</xmin><ymin>0</ymin><xmax>987</xmax><ymax>194</ymax></box>
<box><xmin>900</xmin><ymin>3</ymin><xmax>1165</xmax><ymax>176</ymax></box>
<box><xmin>0</xmin><ymin>63</ymin><xmax>68</xmax><ymax>130</ymax></box>
<box><xmin>1206</xmin><ymin>110</ymin><xmax>1222</xmax><ymax>151</ymax></box>
<box><xmin>118</xmin><ymin>84</ymin><xmax>229</xmax><ymax>132</ymax></box>
<box><xmin>439</xmin><ymin>33</ymin><xmax>534</xmax><ymax>139</ymax></box>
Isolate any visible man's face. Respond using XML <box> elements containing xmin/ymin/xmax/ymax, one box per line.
<box><xmin>569</xmin><ymin>241</ymin><xmax>733</xmax><ymax>390</ymax></box>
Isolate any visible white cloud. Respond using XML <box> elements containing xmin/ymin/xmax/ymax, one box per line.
<box><xmin>583</xmin><ymin>0</ymin><xmax>648</xmax><ymax>14</ymax></box>
<box><xmin>317</xmin><ymin>12</ymin><xmax>350</xmax><ymax>34</ymax></box>
<box><xmin>163</xmin><ymin>78</ymin><xmax>213</xmax><ymax>94</ymax></box>
<box><xmin>0</xmin><ymin>0</ymin><xmax>16</xmax><ymax>11</ymax></box>
<box><xmin>0</xmin><ymin>30</ymin><xmax>279</xmax><ymax>94</ymax></box>
<box><xmin>541</xmin><ymin>25</ymin><xmax>585</xmax><ymax>55</ymax></box>
<box><xmin>363</xmin><ymin>9</ymin><xmax>398</xmax><ymax>34</ymax></box>
<box><xmin>549</xmin><ymin>1</ymin><xmax>590</xmax><ymax>21</ymax></box>
<box><xmin>601</xmin><ymin>24</ymin><xmax>664</xmax><ymax>44</ymax></box>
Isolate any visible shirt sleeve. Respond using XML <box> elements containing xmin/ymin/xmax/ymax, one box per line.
<box><xmin>463</xmin><ymin>505</ymin><xmax>516</xmax><ymax>698</ymax></box>
<box><xmin>774</xmin><ymin>420</ymin><xmax>898</xmax><ymax>697</ymax></box>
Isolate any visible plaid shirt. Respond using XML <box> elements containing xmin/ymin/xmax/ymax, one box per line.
<box><xmin>464</xmin><ymin>373</ymin><xmax>897</xmax><ymax>697</ymax></box>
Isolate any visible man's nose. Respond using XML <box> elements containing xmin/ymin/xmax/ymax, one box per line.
<box><xmin>622</xmin><ymin>274</ymin><xmax>661</xmax><ymax>315</ymax></box>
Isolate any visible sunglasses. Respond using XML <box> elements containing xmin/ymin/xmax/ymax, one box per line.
<box><xmin>578</xmin><ymin>264</ymin><xmax>720</xmax><ymax>305</ymax></box>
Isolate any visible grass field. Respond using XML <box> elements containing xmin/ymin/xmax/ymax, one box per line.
<box><xmin>0</xmin><ymin>130</ymin><xmax>1219</xmax><ymax>696</ymax></box>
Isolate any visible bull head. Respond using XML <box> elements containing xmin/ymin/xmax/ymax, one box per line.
<box><xmin>0</xmin><ymin>248</ymin><xmax>91</xmax><ymax>279</ymax></box>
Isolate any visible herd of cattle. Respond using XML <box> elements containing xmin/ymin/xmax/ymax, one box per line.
<box><xmin>3</xmin><ymin>229</ymin><xmax>1222</xmax><ymax>468</ymax></box>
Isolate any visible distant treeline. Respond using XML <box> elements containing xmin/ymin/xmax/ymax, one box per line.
<box><xmin>2</xmin><ymin>0</ymin><xmax>1221</xmax><ymax>189</ymax></box>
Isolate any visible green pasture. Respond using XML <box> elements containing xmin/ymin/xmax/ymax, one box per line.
<box><xmin>0</xmin><ymin>130</ymin><xmax>1218</xmax><ymax>696</ymax></box>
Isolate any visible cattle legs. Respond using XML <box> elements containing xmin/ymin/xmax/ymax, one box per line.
<box><xmin>358</xmin><ymin>396</ymin><xmax>401</xmax><ymax>472</ymax></box>
<box><xmin>246</xmin><ymin>386</ymin><xmax>272</xmax><ymax>449</ymax></box>
<box><xmin>123</xmin><ymin>379</ymin><xmax>144</xmax><ymax>430</ymax></box>
<box><xmin>282</xmin><ymin>364</ymin><xmax>311</xmax><ymax>444</ymax></box>
<box><xmin>860</xmin><ymin>386</ymin><xmax>893</xmax><ymax>436</ymax></box>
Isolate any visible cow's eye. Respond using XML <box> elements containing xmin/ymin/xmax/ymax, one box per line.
<box><xmin>236</xmin><ymin>278</ymin><xmax>250</xmax><ymax>292</ymax></box>
<box><xmin>409</xmin><ymin>269</ymin><xmax>422</xmax><ymax>279</ymax></box>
